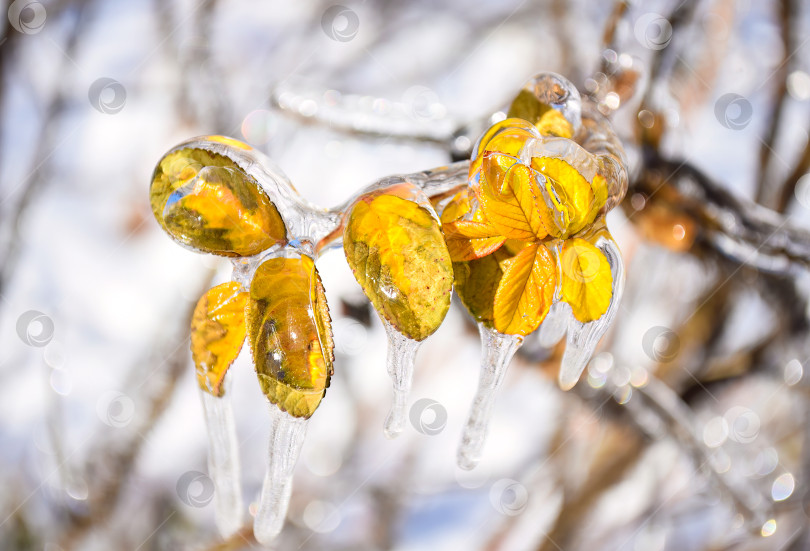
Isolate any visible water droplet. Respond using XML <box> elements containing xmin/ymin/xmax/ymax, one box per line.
<box><xmin>302</xmin><ymin>500</ymin><xmax>341</xmax><ymax>533</ymax></box>
<box><xmin>771</xmin><ymin>473</ymin><xmax>795</xmax><ymax>501</ymax></box>
<box><xmin>703</xmin><ymin>417</ymin><xmax>729</xmax><ymax>448</ymax></box>
<box><xmin>755</xmin><ymin>448</ymin><xmax>779</xmax><ymax>476</ymax></box>
<box><xmin>43</xmin><ymin>341</ymin><xmax>67</xmax><ymax>369</ymax></box>
<box><xmin>784</xmin><ymin>359</ymin><xmax>803</xmax><ymax>386</ymax></box>
<box><xmin>241</xmin><ymin>109</ymin><xmax>276</xmax><ymax>145</ymax></box>
<box><xmin>787</xmin><ymin>70</ymin><xmax>810</xmax><ymax>100</ymax></box>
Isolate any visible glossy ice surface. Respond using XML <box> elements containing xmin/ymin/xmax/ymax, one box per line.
<box><xmin>150</xmin><ymin>147</ymin><xmax>286</xmax><ymax>256</ymax></box>
<box><xmin>191</xmin><ymin>282</ymin><xmax>248</xmax><ymax>397</ymax></box>
<box><xmin>247</xmin><ymin>255</ymin><xmax>334</xmax><ymax>419</ymax></box>
<box><xmin>343</xmin><ymin>183</ymin><xmax>453</xmax><ymax>342</ymax></box>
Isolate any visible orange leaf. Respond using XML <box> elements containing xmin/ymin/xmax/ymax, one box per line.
<box><xmin>493</xmin><ymin>243</ymin><xmax>556</xmax><ymax>336</ymax></box>
<box><xmin>439</xmin><ymin>188</ymin><xmax>471</xmax><ymax>223</ymax></box>
<box><xmin>477</xmin><ymin>156</ymin><xmax>549</xmax><ymax>240</ymax></box>
<box><xmin>442</xmin><ymin>220</ymin><xmax>506</xmax><ymax>261</ymax></box>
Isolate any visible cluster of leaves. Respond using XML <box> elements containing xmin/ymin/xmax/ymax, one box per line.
<box><xmin>441</xmin><ymin>116</ymin><xmax>615</xmax><ymax>336</ymax></box>
<box><xmin>149</xmin><ymin>104</ymin><xmax>619</xmax><ymax>419</ymax></box>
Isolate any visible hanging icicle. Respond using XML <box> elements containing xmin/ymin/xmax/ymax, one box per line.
<box><xmin>457</xmin><ymin>326</ymin><xmax>523</xmax><ymax>470</ymax></box>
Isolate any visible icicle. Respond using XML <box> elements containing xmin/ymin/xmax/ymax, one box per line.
<box><xmin>382</xmin><ymin>321</ymin><xmax>422</xmax><ymax>439</ymax></box>
<box><xmin>200</xmin><ymin>381</ymin><xmax>243</xmax><ymax>538</ymax></box>
<box><xmin>253</xmin><ymin>404</ymin><xmax>308</xmax><ymax>544</ymax></box>
<box><xmin>536</xmin><ymin>302</ymin><xmax>571</xmax><ymax>348</ymax></box>
<box><xmin>558</xmin><ymin>238</ymin><xmax>625</xmax><ymax>390</ymax></box>
<box><xmin>457</xmin><ymin>325</ymin><xmax>523</xmax><ymax>470</ymax></box>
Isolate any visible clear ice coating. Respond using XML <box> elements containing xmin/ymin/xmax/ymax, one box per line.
<box><xmin>200</xmin><ymin>384</ymin><xmax>244</xmax><ymax>537</ymax></box>
<box><xmin>150</xmin><ymin>70</ymin><xmax>630</xmax><ymax>542</ymax></box>
<box><xmin>558</xmin><ymin>238</ymin><xmax>625</xmax><ymax>390</ymax></box>
<box><xmin>536</xmin><ymin>302</ymin><xmax>571</xmax><ymax>348</ymax></box>
<box><xmin>457</xmin><ymin>325</ymin><xmax>523</xmax><ymax>470</ymax></box>
<box><xmin>254</xmin><ymin>404</ymin><xmax>308</xmax><ymax>545</ymax></box>
<box><xmin>520</xmin><ymin>72</ymin><xmax>583</xmax><ymax>133</ymax></box>
<box><xmin>382</xmin><ymin>320</ymin><xmax>422</xmax><ymax>439</ymax></box>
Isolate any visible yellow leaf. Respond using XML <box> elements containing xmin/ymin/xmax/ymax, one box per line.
<box><xmin>151</xmin><ymin>148</ymin><xmax>286</xmax><ymax>256</ymax></box>
<box><xmin>477</xmin><ymin>157</ymin><xmax>549</xmax><ymax>240</ymax></box>
<box><xmin>469</xmin><ymin>118</ymin><xmax>539</xmax><ymax>176</ymax></box>
<box><xmin>535</xmin><ymin>109</ymin><xmax>574</xmax><ymax>138</ymax></box>
<box><xmin>531</xmin><ymin>156</ymin><xmax>596</xmax><ymax>237</ymax></box>
<box><xmin>493</xmin><ymin>244</ymin><xmax>557</xmax><ymax>335</ymax></box>
<box><xmin>344</xmin><ymin>188</ymin><xmax>453</xmax><ymax>341</ymax></box>
<box><xmin>246</xmin><ymin>256</ymin><xmax>334</xmax><ymax>419</ymax></box>
<box><xmin>453</xmin><ymin>247</ymin><xmax>514</xmax><ymax>324</ymax></box>
<box><xmin>592</xmin><ymin>173</ymin><xmax>608</xmax><ymax>211</ymax></box>
<box><xmin>559</xmin><ymin>238</ymin><xmax>613</xmax><ymax>323</ymax></box>
<box><xmin>442</xmin><ymin>220</ymin><xmax>506</xmax><ymax>261</ymax></box>
<box><xmin>439</xmin><ymin>187</ymin><xmax>471</xmax><ymax>223</ymax></box>
<box><xmin>507</xmin><ymin>89</ymin><xmax>551</xmax><ymax>124</ymax></box>
<box><xmin>191</xmin><ymin>282</ymin><xmax>248</xmax><ymax>397</ymax></box>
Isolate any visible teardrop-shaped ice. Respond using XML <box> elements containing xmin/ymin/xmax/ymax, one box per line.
<box><xmin>537</xmin><ymin>301</ymin><xmax>570</xmax><ymax>348</ymax></box>
<box><xmin>457</xmin><ymin>325</ymin><xmax>523</xmax><ymax>470</ymax></box>
<box><xmin>200</xmin><ymin>384</ymin><xmax>244</xmax><ymax>537</ymax></box>
<box><xmin>508</xmin><ymin>72</ymin><xmax>583</xmax><ymax>134</ymax></box>
<box><xmin>382</xmin><ymin>320</ymin><xmax>422</xmax><ymax>439</ymax></box>
<box><xmin>558</xmin><ymin>237</ymin><xmax>624</xmax><ymax>390</ymax></box>
<box><xmin>253</xmin><ymin>404</ymin><xmax>308</xmax><ymax>544</ymax></box>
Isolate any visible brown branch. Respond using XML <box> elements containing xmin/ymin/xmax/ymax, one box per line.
<box><xmin>775</xmin><ymin>125</ymin><xmax>810</xmax><ymax>212</ymax></box>
<box><xmin>535</xmin><ymin>419</ymin><xmax>644</xmax><ymax>551</ymax></box>
<box><xmin>632</xmin><ymin>150</ymin><xmax>810</xmax><ymax>275</ymax></box>
<box><xmin>755</xmin><ymin>0</ymin><xmax>794</xmax><ymax>207</ymax></box>
<box><xmin>199</xmin><ymin>524</ymin><xmax>258</xmax><ymax>551</ymax></box>
<box><xmin>600</xmin><ymin>0</ymin><xmax>629</xmax><ymax>54</ymax></box>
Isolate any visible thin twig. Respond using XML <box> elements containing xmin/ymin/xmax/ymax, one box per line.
<box><xmin>0</xmin><ymin>0</ymin><xmax>93</xmax><ymax>301</ymax></box>
<box><xmin>775</xmin><ymin>125</ymin><xmax>810</xmax><ymax>212</ymax></box>
<box><xmin>755</xmin><ymin>0</ymin><xmax>794</xmax><ymax>207</ymax></box>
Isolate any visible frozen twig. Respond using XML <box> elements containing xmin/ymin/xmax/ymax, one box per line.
<box><xmin>634</xmin><ymin>152</ymin><xmax>810</xmax><ymax>275</ymax></box>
